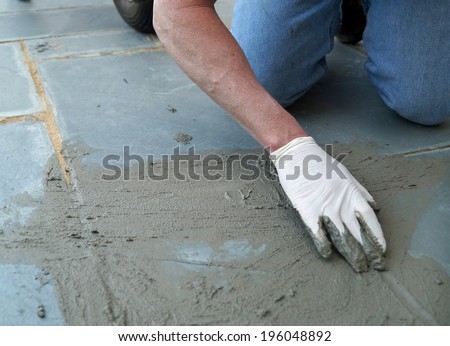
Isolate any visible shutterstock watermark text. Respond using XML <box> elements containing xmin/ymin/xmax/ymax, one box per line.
<box><xmin>101</xmin><ymin>145</ymin><xmax>347</xmax><ymax>182</ymax></box>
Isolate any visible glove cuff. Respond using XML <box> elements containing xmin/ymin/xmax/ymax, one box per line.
<box><xmin>270</xmin><ymin>136</ymin><xmax>316</xmax><ymax>164</ymax></box>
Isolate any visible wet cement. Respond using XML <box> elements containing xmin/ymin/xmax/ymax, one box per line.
<box><xmin>1</xmin><ymin>141</ymin><xmax>449</xmax><ymax>325</ymax></box>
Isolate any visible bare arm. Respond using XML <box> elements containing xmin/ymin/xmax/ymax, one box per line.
<box><xmin>153</xmin><ymin>0</ymin><xmax>306</xmax><ymax>152</ymax></box>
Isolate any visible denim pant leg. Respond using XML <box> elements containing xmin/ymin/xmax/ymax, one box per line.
<box><xmin>363</xmin><ymin>0</ymin><xmax>450</xmax><ymax>125</ymax></box>
<box><xmin>231</xmin><ymin>0</ymin><xmax>342</xmax><ymax>107</ymax></box>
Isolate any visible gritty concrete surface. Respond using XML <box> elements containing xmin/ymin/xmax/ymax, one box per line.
<box><xmin>0</xmin><ymin>0</ymin><xmax>449</xmax><ymax>326</ymax></box>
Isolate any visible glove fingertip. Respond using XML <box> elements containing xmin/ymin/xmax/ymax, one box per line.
<box><xmin>367</xmin><ymin>199</ymin><xmax>379</xmax><ymax>211</ymax></box>
<box><xmin>356</xmin><ymin>211</ymin><xmax>386</xmax><ymax>254</ymax></box>
<box><xmin>302</xmin><ymin>217</ymin><xmax>332</xmax><ymax>259</ymax></box>
<box><xmin>322</xmin><ymin>216</ymin><xmax>369</xmax><ymax>272</ymax></box>
<box><xmin>315</xmin><ymin>237</ymin><xmax>332</xmax><ymax>259</ymax></box>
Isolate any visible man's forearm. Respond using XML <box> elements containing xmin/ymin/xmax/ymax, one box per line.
<box><xmin>153</xmin><ymin>0</ymin><xmax>307</xmax><ymax>151</ymax></box>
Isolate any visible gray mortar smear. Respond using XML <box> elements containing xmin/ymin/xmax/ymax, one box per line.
<box><xmin>1</xmin><ymin>141</ymin><xmax>449</xmax><ymax>326</ymax></box>
<box><xmin>173</xmin><ymin>132</ymin><xmax>193</xmax><ymax>145</ymax></box>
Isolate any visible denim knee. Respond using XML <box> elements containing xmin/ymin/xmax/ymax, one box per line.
<box><xmin>250</xmin><ymin>64</ymin><xmax>297</xmax><ymax>108</ymax></box>
<box><xmin>379</xmin><ymin>82</ymin><xmax>450</xmax><ymax>126</ymax></box>
<box><xmin>256</xmin><ymin>74</ymin><xmax>296</xmax><ymax>108</ymax></box>
<box><xmin>231</xmin><ymin>0</ymin><xmax>341</xmax><ymax>108</ymax></box>
<box><xmin>362</xmin><ymin>0</ymin><xmax>450</xmax><ymax>126</ymax></box>
<box><xmin>254</xmin><ymin>61</ymin><xmax>327</xmax><ymax>108</ymax></box>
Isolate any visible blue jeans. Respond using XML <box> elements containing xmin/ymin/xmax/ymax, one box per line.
<box><xmin>231</xmin><ymin>0</ymin><xmax>450</xmax><ymax>125</ymax></box>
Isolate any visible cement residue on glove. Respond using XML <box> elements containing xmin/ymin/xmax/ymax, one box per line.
<box><xmin>271</xmin><ymin>136</ymin><xmax>386</xmax><ymax>272</ymax></box>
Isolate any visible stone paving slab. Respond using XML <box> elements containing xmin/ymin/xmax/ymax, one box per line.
<box><xmin>0</xmin><ymin>264</ymin><xmax>64</xmax><ymax>325</ymax></box>
<box><xmin>36</xmin><ymin>37</ymin><xmax>450</xmax><ymax>168</ymax></box>
<box><xmin>0</xmin><ymin>5</ymin><xmax>127</xmax><ymax>42</ymax></box>
<box><xmin>26</xmin><ymin>30</ymin><xmax>158</xmax><ymax>60</ymax></box>
<box><xmin>0</xmin><ymin>43</ymin><xmax>40</xmax><ymax>118</ymax></box>
<box><xmin>409</xmin><ymin>148</ymin><xmax>450</xmax><ymax>275</ymax></box>
<box><xmin>216</xmin><ymin>0</ymin><xmax>234</xmax><ymax>28</ymax></box>
<box><xmin>0</xmin><ymin>0</ymin><xmax>111</xmax><ymax>13</ymax></box>
<box><xmin>37</xmin><ymin>50</ymin><xmax>258</xmax><ymax>164</ymax></box>
<box><xmin>0</xmin><ymin>122</ymin><xmax>54</xmax><ymax>229</ymax></box>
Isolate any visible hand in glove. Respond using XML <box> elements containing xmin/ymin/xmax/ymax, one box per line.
<box><xmin>271</xmin><ymin>137</ymin><xmax>386</xmax><ymax>272</ymax></box>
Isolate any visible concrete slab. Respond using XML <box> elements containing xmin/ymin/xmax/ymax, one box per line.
<box><xmin>0</xmin><ymin>122</ymin><xmax>54</xmax><ymax>229</ymax></box>
<box><xmin>0</xmin><ymin>0</ymin><xmax>111</xmax><ymax>13</ymax></box>
<box><xmin>0</xmin><ymin>5</ymin><xmax>128</xmax><ymax>43</ymax></box>
<box><xmin>0</xmin><ymin>264</ymin><xmax>64</xmax><ymax>325</ymax></box>
<box><xmin>216</xmin><ymin>0</ymin><xmax>235</xmax><ymax>28</ymax></box>
<box><xmin>0</xmin><ymin>43</ymin><xmax>40</xmax><ymax>118</ymax></box>
<box><xmin>289</xmin><ymin>42</ymin><xmax>450</xmax><ymax>155</ymax></box>
<box><xmin>26</xmin><ymin>30</ymin><xmax>158</xmax><ymax>60</ymax></box>
<box><xmin>37</xmin><ymin>50</ymin><xmax>258</xmax><ymax>165</ymax></box>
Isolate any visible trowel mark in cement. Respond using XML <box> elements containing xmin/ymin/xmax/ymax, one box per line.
<box><xmin>158</xmin><ymin>239</ymin><xmax>268</xmax><ymax>298</ymax></box>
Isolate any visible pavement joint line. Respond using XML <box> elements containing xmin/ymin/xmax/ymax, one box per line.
<box><xmin>0</xmin><ymin>29</ymin><xmax>138</xmax><ymax>45</ymax></box>
<box><xmin>146</xmin><ymin>35</ymin><xmax>161</xmax><ymax>45</ymax></box>
<box><xmin>34</xmin><ymin>46</ymin><xmax>165</xmax><ymax>62</ymax></box>
<box><xmin>19</xmin><ymin>40</ymin><xmax>71</xmax><ymax>190</ymax></box>
<box><xmin>0</xmin><ymin>113</ymin><xmax>40</xmax><ymax>125</ymax></box>
<box><xmin>392</xmin><ymin>144</ymin><xmax>450</xmax><ymax>158</ymax></box>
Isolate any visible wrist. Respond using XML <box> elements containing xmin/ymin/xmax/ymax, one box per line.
<box><xmin>271</xmin><ymin>136</ymin><xmax>316</xmax><ymax>163</ymax></box>
<box><xmin>267</xmin><ymin>129</ymin><xmax>308</xmax><ymax>153</ymax></box>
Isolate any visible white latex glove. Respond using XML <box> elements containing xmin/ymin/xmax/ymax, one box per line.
<box><xmin>271</xmin><ymin>136</ymin><xmax>386</xmax><ymax>272</ymax></box>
